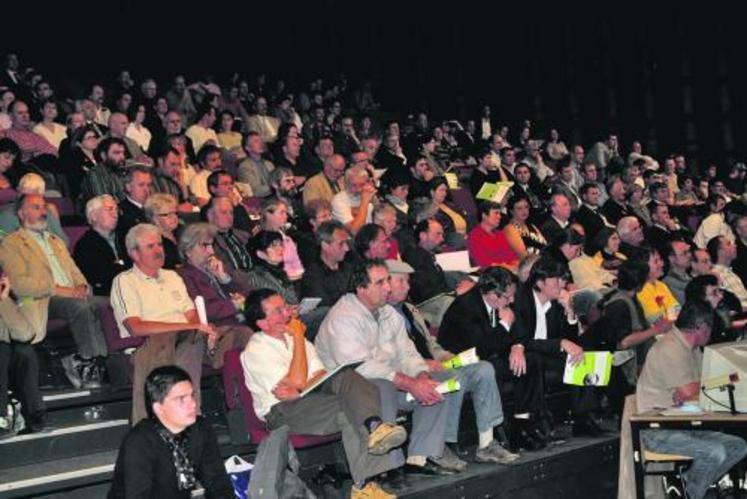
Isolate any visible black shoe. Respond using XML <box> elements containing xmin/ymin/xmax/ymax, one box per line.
<box><xmin>537</xmin><ymin>417</ymin><xmax>567</xmax><ymax>446</ymax></box>
<box><xmin>572</xmin><ymin>415</ymin><xmax>607</xmax><ymax>437</ymax></box>
<box><xmin>403</xmin><ymin>460</ymin><xmax>457</xmax><ymax>476</ymax></box>
<box><xmin>445</xmin><ymin>442</ymin><xmax>470</xmax><ymax>459</ymax></box>
<box><xmin>19</xmin><ymin>413</ymin><xmax>51</xmax><ymax>434</ymax></box>
<box><xmin>376</xmin><ymin>468</ymin><xmax>407</xmax><ymax>489</ymax></box>
<box><xmin>509</xmin><ymin>418</ymin><xmax>547</xmax><ymax>452</ymax></box>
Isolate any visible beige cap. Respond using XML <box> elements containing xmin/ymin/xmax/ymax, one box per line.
<box><xmin>385</xmin><ymin>259</ymin><xmax>414</xmax><ymax>275</ymax></box>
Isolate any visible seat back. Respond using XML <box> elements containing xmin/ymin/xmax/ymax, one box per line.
<box><xmin>97</xmin><ymin>302</ymin><xmax>145</xmax><ymax>353</ymax></box>
<box><xmin>450</xmin><ymin>187</ymin><xmax>478</xmax><ymax>225</ymax></box>
<box><xmin>223</xmin><ymin>349</ymin><xmax>270</xmax><ymax>444</ymax></box>
<box><xmin>63</xmin><ymin>225</ymin><xmax>88</xmax><ymax>252</ymax></box>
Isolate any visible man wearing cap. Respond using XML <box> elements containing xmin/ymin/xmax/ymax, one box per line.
<box><xmin>386</xmin><ymin>260</ymin><xmax>518</xmax><ymax>464</ymax></box>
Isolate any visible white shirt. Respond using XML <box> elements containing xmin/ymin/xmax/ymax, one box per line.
<box><xmin>532</xmin><ymin>291</ymin><xmax>552</xmax><ymax>341</ymax></box>
<box><xmin>330</xmin><ymin>190</ymin><xmax>373</xmax><ymax>226</ymax></box>
<box><xmin>185</xmin><ymin>124</ymin><xmax>220</xmax><ymax>153</ymax></box>
<box><xmin>694</xmin><ymin>213</ymin><xmax>735</xmax><ymax>249</ymax></box>
<box><xmin>125</xmin><ymin>123</ymin><xmax>152</xmax><ymax>152</ymax></box>
<box><xmin>241</xmin><ymin>332</ymin><xmax>325</xmax><ymax>420</ymax></box>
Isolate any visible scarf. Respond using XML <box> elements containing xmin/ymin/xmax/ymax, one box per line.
<box><xmin>153</xmin><ymin>420</ymin><xmax>197</xmax><ymax>491</ymax></box>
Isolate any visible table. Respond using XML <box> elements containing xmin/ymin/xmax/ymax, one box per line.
<box><xmin>630</xmin><ymin>411</ymin><xmax>747</xmax><ymax>498</ymax></box>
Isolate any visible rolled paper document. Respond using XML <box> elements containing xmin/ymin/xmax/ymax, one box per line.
<box><xmin>406</xmin><ymin>378</ymin><xmax>461</xmax><ymax>402</ymax></box>
<box><xmin>195</xmin><ymin>296</ymin><xmax>208</xmax><ymax>324</ymax></box>
<box><xmin>442</xmin><ymin>347</ymin><xmax>479</xmax><ymax>370</ymax></box>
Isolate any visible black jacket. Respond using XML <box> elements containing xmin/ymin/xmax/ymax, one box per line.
<box><xmin>73</xmin><ymin>229</ymin><xmax>129</xmax><ymax>296</ymax></box>
<box><xmin>510</xmin><ymin>284</ymin><xmax>577</xmax><ymax>356</ymax></box>
<box><xmin>402</xmin><ymin>246</ymin><xmax>450</xmax><ymax>304</ymax></box>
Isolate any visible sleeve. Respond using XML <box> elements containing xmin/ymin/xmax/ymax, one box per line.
<box><xmin>189</xmin><ymin>173</ymin><xmax>210</xmax><ymax>201</ymax></box>
<box><xmin>299</xmin><ymin>265</ymin><xmax>332</xmax><ymax>305</ymax></box>
<box><xmin>0</xmin><ymin>237</ymin><xmax>54</xmax><ymax>298</ymax></box>
<box><xmin>172</xmin><ymin>274</ymin><xmax>196</xmax><ymax>315</ymax></box>
<box><xmin>467</xmin><ymin>229</ymin><xmax>491</xmax><ymax>268</ymax></box>
<box><xmin>603</xmin><ymin>300</ymin><xmax>634</xmax><ymax>347</ymax></box>
<box><xmin>241</xmin><ymin>340</ymin><xmax>285</xmax><ymax>407</ymax></box>
<box><xmin>195</xmin><ymin>420</ymin><xmax>235</xmax><ymax>499</ymax></box>
<box><xmin>111</xmin><ymin>274</ymin><xmax>141</xmax><ymax>326</ymax></box>
<box><xmin>305</xmin><ymin>340</ymin><xmax>326</xmax><ymax>373</ymax></box>
<box><xmin>388</xmin><ymin>313</ymin><xmax>429</xmax><ymax>377</ymax></box>
<box><xmin>331</xmin><ymin>194</ymin><xmax>353</xmax><ymax>225</ymax></box>
<box><xmin>440</xmin><ymin>302</ymin><xmax>510</xmax><ymax>360</ymax></box>
<box><xmin>115</xmin><ymin>431</ymin><xmax>157</xmax><ymax>498</ymax></box>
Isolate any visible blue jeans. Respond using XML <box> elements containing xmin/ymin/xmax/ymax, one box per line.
<box><xmin>436</xmin><ymin>362</ymin><xmax>504</xmax><ymax>443</ymax></box>
<box><xmin>641</xmin><ymin>429</ymin><xmax>747</xmax><ymax>499</ymax></box>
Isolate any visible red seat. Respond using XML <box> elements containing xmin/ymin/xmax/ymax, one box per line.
<box><xmin>46</xmin><ymin>197</ymin><xmax>75</xmax><ymax>217</ymax></box>
<box><xmin>63</xmin><ymin>225</ymin><xmax>88</xmax><ymax>251</ymax></box>
<box><xmin>97</xmin><ymin>302</ymin><xmax>145</xmax><ymax>352</ymax></box>
<box><xmin>222</xmin><ymin>349</ymin><xmax>340</xmax><ymax>447</ymax></box>
<box><xmin>450</xmin><ymin>187</ymin><xmax>478</xmax><ymax>225</ymax></box>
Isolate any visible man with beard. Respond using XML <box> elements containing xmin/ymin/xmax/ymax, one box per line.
<box><xmin>269</xmin><ymin>167</ymin><xmax>305</xmax><ymax>228</ymax></box>
<box><xmin>80</xmin><ymin>137</ymin><xmax>127</xmax><ymax>203</ymax></box>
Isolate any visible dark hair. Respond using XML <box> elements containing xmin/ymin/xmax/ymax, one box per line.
<box><xmin>506</xmin><ymin>194</ymin><xmax>530</xmax><ymax>214</ymax></box>
<box><xmin>95</xmin><ymin>137</ymin><xmax>127</xmax><ymax>162</ymax></box>
<box><xmin>478</xmin><ymin>200</ymin><xmax>502</xmax><ymax>220</ymax></box>
<box><xmin>316</xmin><ymin>220</ymin><xmax>346</xmax><ymax>245</ymax></box>
<box><xmin>677</xmin><ymin>174</ymin><xmax>694</xmax><ymax>189</ymax></box>
<box><xmin>195</xmin><ymin>103</ymin><xmax>215</xmax><ymax>123</ymax></box>
<box><xmin>706</xmin><ymin>236</ymin><xmax>724</xmax><ymax>263</ymax></box>
<box><xmin>144</xmin><ymin>365</ymin><xmax>192</xmax><ymax>420</ymax></box>
<box><xmin>579</xmin><ymin>182</ymin><xmax>599</xmax><ymax>197</ymax></box>
<box><xmin>73</xmin><ymin>124</ymin><xmax>101</xmax><ymax>146</ymax></box>
<box><xmin>649</xmin><ymin>181</ymin><xmax>667</xmax><ymax>198</ymax></box>
<box><xmin>617</xmin><ymin>260</ymin><xmax>648</xmax><ymax>291</ymax></box>
<box><xmin>242</xmin><ymin>130</ymin><xmax>261</xmax><ymax>150</ymax></box>
<box><xmin>354</xmin><ymin>223</ymin><xmax>384</xmax><ymax>256</ymax></box>
<box><xmin>197</xmin><ymin>144</ymin><xmax>221</xmax><ymax>166</ymax></box>
<box><xmin>207</xmin><ymin>169</ymin><xmax>231</xmax><ymax>191</ymax></box>
<box><xmin>477</xmin><ymin>266</ymin><xmax>517</xmax><ymax>296</ymax></box>
<box><xmin>0</xmin><ymin>137</ymin><xmax>20</xmax><ymax>157</ymax></box>
<box><xmin>685</xmin><ymin>274</ymin><xmax>720</xmax><ymax>303</ymax></box>
<box><xmin>349</xmin><ymin>258</ymin><xmax>387</xmax><ymax>292</ymax></box>
<box><xmin>591</xmin><ymin>227</ymin><xmax>617</xmax><ymax>255</ymax></box>
<box><xmin>707</xmin><ymin>194</ymin><xmax>725</xmax><ymax>211</ymax></box>
<box><xmin>414</xmin><ymin>217</ymin><xmax>438</xmax><ymax>240</ymax></box>
<box><xmin>549</xmin><ymin>227</ymin><xmax>585</xmax><ymax>250</ymax></box>
<box><xmin>244</xmin><ymin>288</ymin><xmax>280</xmax><ymax>329</ymax></box>
<box><xmin>528</xmin><ymin>256</ymin><xmax>568</xmax><ymax>290</ymax></box>
<box><xmin>675</xmin><ymin>300</ymin><xmax>715</xmax><ymax>331</ymax></box>
<box><xmin>250</xmin><ymin>230</ymin><xmax>283</xmax><ymax>254</ymax></box>
<box><xmin>428</xmin><ymin>176</ymin><xmax>449</xmax><ymax>195</ymax></box>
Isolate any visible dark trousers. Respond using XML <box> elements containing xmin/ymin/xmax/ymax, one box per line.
<box><xmin>0</xmin><ymin>342</ymin><xmax>45</xmax><ymax>419</ymax></box>
<box><xmin>49</xmin><ymin>296</ymin><xmax>107</xmax><ymax>359</ymax></box>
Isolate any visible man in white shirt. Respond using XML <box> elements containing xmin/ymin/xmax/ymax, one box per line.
<box><xmin>241</xmin><ymin>289</ymin><xmax>405</xmax><ymax>499</ymax></box>
<box><xmin>694</xmin><ymin>194</ymin><xmax>734</xmax><ymax>249</ymax></box>
<box><xmin>331</xmin><ymin>166</ymin><xmax>376</xmax><ymax>235</ymax></box>
<box><xmin>708</xmin><ymin>235</ymin><xmax>747</xmax><ymax>309</ymax></box>
<box><xmin>185</xmin><ymin>105</ymin><xmax>219</xmax><ymax>154</ymax></box>
<box><xmin>315</xmin><ymin>260</ymin><xmax>464</xmax><ymax>476</ymax></box>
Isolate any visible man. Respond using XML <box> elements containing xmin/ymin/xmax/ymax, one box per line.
<box><xmin>694</xmin><ymin>194</ymin><xmax>734</xmax><ymax>249</ymax></box>
<box><xmin>374</xmin><ymin>133</ymin><xmax>406</xmax><ymax>171</ymax></box>
<box><xmin>617</xmin><ymin>216</ymin><xmax>647</xmax><ymax>260</ymax></box>
<box><xmin>575</xmin><ymin>182</ymin><xmax>613</xmax><ymax>244</ymax></box>
<box><xmin>303</xmin><ymin>153</ymin><xmax>346</xmax><ymax>207</ymax></box>
<box><xmin>306</xmin><ymin>135</ymin><xmax>335</xmax><ymax>175</ymax></box>
<box><xmin>165</xmin><ymin>75</ymin><xmax>197</xmax><ymax>124</ymax></box>
<box><xmin>1</xmin><ymin>100</ymin><xmax>57</xmax><ymax>161</ymax></box>
<box><xmin>645</xmin><ymin>202</ymin><xmax>684</xmax><ymax>255</ymax></box>
<box><xmin>204</xmin><ymin>170</ymin><xmax>255</xmax><ymax>233</ymax></box>
<box><xmin>733</xmin><ymin>215</ymin><xmax>747</xmax><ymax>287</ymax></box>
<box><xmin>691</xmin><ymin>248</ymin><xmax>715</xmax><ymax>278</ymax></box>
<box><xmin>108</xmin><ymin>366</ymin><xmax>234</xmax><ymax>498</ymax></box>
<box><xmin>80</xmin><ymin>137</ymin><xmax>127</xmax><ymax>203</ymax></box>
<box><xmin>300</xmin><ymin>221</ymin><xmax>353</xmax><ymax>308</ymax></box>
<box><xmin>0</xmin><ymin>194</ymin><xmax>107</xmax><ymax>389</ymax></box>
<box><xmin>551</xmin><ymin>159</ymin><xmax>581</xmax><ymax>211</ymax></box>
<box><xmin>242</xmin><ymin>289</ymin><xmax>404</xmax><ymax>498</ymax></box>
<box><xmin>336</xmin><ymin>116</ymin><xmax>361</xmax><ymax>158</ymax></box>
<box><xmin>74</xmin><ymin>195</ymin><xmax>128</xmax><ymax>296</ymax></box>
<box><xmin>151</xmin><ymin>147</ymin><xmax>196</xmax><ymax>213</ymax></box>
<box><xmin>116</xmin><ymin>166</ymin><xmax>153</xmax><ymax>243</ymax></box>
<box><xmin>510</xmin><ymin>257</ymin><xmax>600</xmax><ymax>438</ymax></box>
<box><xmin>111</xmin><ymin>223</ymin><xmax>216</xmax><ymax>423</ymax></box>
<box><xmin>331</xmin><ymin>165</ymin><xmax>376</xmax><ymax>235</ymax></box>
<box><xmin>708</xmin><ymin>236</ymin><xmax>747</xmax><ymax>309</ymax></box>
<box><xmin>509</xmin><ymin>162</ymin><xmax>545</xmax><ymax>220</ymax></box>
<box><xmin>315</xmin><ymin>260</ymin><xmax>464</xmax><ymax>476</ymax></box>
<box><xmin>637</xmin><ymin>301</ymin><xmax>747</xmax><ymax>499</ymax></box>
<box><xmin>237</xmin><ymin>132</ymin><xmax>275</xmax><ymax>199</ymax></box>
<box><xmin>107</xmin><ymin>112</ymin><xmax>149</xmax><ymax>164</ymax></box>
<box><xmin>89</xmin><ymin>84</ymin><xmax>111</xmax><ymax>127</ymax></box>
<box><xmin>398</xmin><ymin>264</ymin><xmax>519</xmax><ymax>463</ymax></box>
<box><xmin>540</xmin><ymin>193</ymin><xmax>572</xmax><ymax>245</ymax></box>
<box><xmin>244</xmin><ymin>96</ymin><xmax>280</xmax><ymax>144</ymax></box>
<box><xmin>601</xmin><ymin>177</ymin><xmax>630</xmax><ymax>226</ymax></box>
<box><xmin>585</xmin><ymin>133</ymin><xmax>619</xmax><ymax>177</ymax></box>
<box><xmin>662</xmin><ymin>240</ymin><xmax>693</xmax><ymax>305</ymax></box>
<box><xmin>206</xmin><ymin>197</ymin><xmax>253</xmax><ymax>289</ymax></box>
<box><xmin>189</xmin><ymin>145</ymin><xmax>223</xmax><ymax>207</ymax></box>
<box><xmin>185</xmin><ymin>105</ymin><xmax>219</xmax><ymax>154</ymax></box>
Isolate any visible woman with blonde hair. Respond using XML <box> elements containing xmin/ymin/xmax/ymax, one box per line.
<box><xmin>144</xmin><ymin>193</ymin><xmax>181</xmax><ymax>269</ymax></box>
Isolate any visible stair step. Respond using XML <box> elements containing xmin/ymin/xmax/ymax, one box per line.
<box><xmin>0</xmin><ymin>419</ymin><xmax>129</xmax><ymax>470</ymax></box>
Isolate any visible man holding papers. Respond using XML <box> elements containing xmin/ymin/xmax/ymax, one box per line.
<box><xmin>240</xmin><ymin>288</ymin><xmax>406</xmax><ymax>499</ymax></box>
<box><xmin>386</xmin><ymin>260</ymin><xmax>518</xmax><ymax>464</ymax></box>
<box><xmin>637</xmin><ymin>300</ymin><xmax>747</xmax><ymax>499</ymax></box>
<box><xmin>315</xmin><ymin>259</ymin><xmax>464</xmax><ymax>477</ymax></box>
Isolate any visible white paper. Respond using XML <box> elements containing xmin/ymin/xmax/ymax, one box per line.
<box><xmin>298</xmin><ymin>297</ymin><xmax>322</xmax><ymax>315</ymax></box>
<box><xmin>194</xmin><ymin>295</ymin><xmax>208</xmax><ymax>325</ymax></box>
<box><xmin>435</xmin><ymin>250</ymin><xmax>479</xmax><ymax>273</ymax></box>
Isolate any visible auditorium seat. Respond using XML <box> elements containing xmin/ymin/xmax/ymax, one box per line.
<box><xmin>62</xmin><ymin>225</ymin><xmax>88</xmax><ymax>251</ymax></box>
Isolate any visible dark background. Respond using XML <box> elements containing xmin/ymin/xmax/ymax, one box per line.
<box><xmin>6</xmin><ymin>3</ymin><xmax>746</xmax><ymax>171</ymax></box>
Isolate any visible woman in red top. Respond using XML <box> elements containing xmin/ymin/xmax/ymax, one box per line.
<box><xmin>467</xmin><ymin>201</ymin><xmax>518</xmax><ymax>271</ymax></box>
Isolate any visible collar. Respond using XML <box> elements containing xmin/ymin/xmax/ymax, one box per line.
<box><xmin>127</xmin><ymin>197</ymin><xmax>143</xmax><ymax>209</ymax></box>
<box><xmin>532</xmin><ymin>290</ymin><xmax>552</xmax><ymax>314</ymax></box>
<box><xmin>583</xmin><ymin>203</ymin><xmax>598</xmax><ymax>212</ymax></box>
<box><xmin>132</xmin><ymin>264</ymin><xmax>163</xmax><ymax>282</ymax></box>
<box><xmin>551</xmin><ymin>216</ymin><xmax>569</xmax><ymax>228</ymax></box>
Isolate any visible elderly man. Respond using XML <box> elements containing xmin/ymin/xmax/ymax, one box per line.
<box><xmin>237</xmin><ymin>132</ymin><xmax>275</xmax><ymax>199</ymax></box>
<box><xmin>601</xmin><ymin>177</ymin><xmax>631</xmax><ymax>226</ymax></box>
<box><xmin>242</xmin><ymin>289</ymin><xmax>404</xmax><ymax>498</ymax></box>
<box><xmin>708</xmin><ymin>235</ymin><xmax>747</xmax><ymax>310</ymax></box>
<box><xmin>108</xmin><ymin>366</ymin><xmax>234</xmax><ymax>498</ymax></box>
<box><xmin>540</xmin><ymin>193</ymin><xmax>572</xmax><ymax>245</ymax></box>
<box><xmin>206</xmin><ymin>196</ymin><xmax>253</xmax><ymax>289</ymax></box>
<box><xmin>0</xmin><ymin>100</ymin><xmax>57</xmax><ymax>162</ymax></box>
<box><xmin>107</xmin><ymin>112</ymin><xmax>148</xmax><ymax>164</ymax></box>
<box><xmin>0</xmin><ymin>172</ymin><xmax>67</xmax><ymax>243</ymax></box>
<box><xmin>387</xmin><ymin>261</ymin><xmax>518</xmax><ymax>463</ymax></box>
<box><xmin>116</xmin><ymin>166</ymin><xmax>153</xmax><ymax>243</ymax></box>
<box><xmin>617</xmin><ymin>216</ymin><xmax>646</xmax><ymax>260</ymax></box>
<box><xmin>303</xmin><ymin>154</ymin><xmax>346</xmax><ymax>207</ymax></box>
<box><xmin>315</xmin><ymin>259</ymin><xmax>464</xmax><ymax>477</ymax></box>
<box><xmin>331</xmin><ymin>165</ymin><xmax>376</xmax><ymax>235</ymax></box>
<box><xmin>74</xmin><ymin>195</ymin><xmax>128</xmax><ymax>296</ymax></box>
<box><xmin>300</xmin><ymin>220</ymin><xmax>353</xmax><ymax>308</ymax></box>
<box><xmin>0</xmin><ymin>194</ymin><xmax>107</xmax><ymax>389</ymax></box>
<box><xmin>111</xmin><ymin>223</ymin><xmax>216</xmax><ymax>424</ymax></box>
<box><xmin>637</xmin><ymin>301</ymin><xmax>747</xmax><ymax>499</ymax></box>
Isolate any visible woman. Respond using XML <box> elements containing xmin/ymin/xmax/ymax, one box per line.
<box><xmin>467</xmin><ymin>201</ymin><xmax>517</xmax><ymax>270</ymax></box>
<box><xmin>408</xmin><ymin>155</ymin><xmax>438</xmax><ymax>200</ymax></box>
<box><xmin>66</xmin><ymin>125</ymin><xmax>101</xmax><ymax>202</ymax></box>
<box><xmin>591</xmin><ymin>227</ymin><xmax>627</xmax><ymax>272</ymax></box>
<box><xmin>32</xmin><ymin>100</ymin><xmax>67</xmax><ymax>151</ymax></box>
<box><xmin>261</xmin><ymin>198</ymin><xmax>304</xmax><ymax>281</ymax></box>
<box><xmin>503</xmin><ymin>195</ymin><xmax>547</xmax><ymax>261</ymax></box>
<box><xmin>0</xmin><ymin>138</ymin><xmax>20</xmax><ymax>205</ymax></box>
<box><xmin>379</xmin><ymin>168</ymin><xmax>410</xmax><ymax>227</ymax></box>
<box><xmin>626</xmin><ymin>182</ymin><xmax>651</xmax><ymax>227</ymax></box>
<box><xmin>216</xmin><ymin>110</ymin><xmax>242</xmax><ymax>152</ymax></box>
<box><xmin>167</xmin><ymin>133</ymin><xmax>198</xmax><ymax>187</ymax></box>
<box><xmin>469</xmin><ymin>146</ymin><xmax>507</xmax><ymax>197</ymax></box>
<box><xmin>545</xmin><ymin>128</ymin><xmax>569</xmax><ymax>162</ymax></box>
<box><xmin>144</xmin><ymin>193</ymin><xmax>181</xmax><ymax>269</ymax></box>
<box><xmin>246</xmin><ymin>230</ymin><xmax>299</xmax><ymax>305</ymax></box>
<box><xmin>430</xmin><ymin>177</ymin><xmax>468</xmax><ymax>250</ymax></box>
<box><xmin>0</xmin><ymin>89</ymin><xmax>15</xmax><ymax>131</ymax></box>
<box><xmin>126</xmin><ymin>104</ymin><xmax>152</xmax><ymax>153</ymax></box>
<box><xmin>372</xmin><ymin>203</ymin><xmax>404</xmax><ymax>260</ymax></box>
<box><xmin>635</xmin><ymin>247</ymin><xmax>680</xmax><ymax>324</ymax></box>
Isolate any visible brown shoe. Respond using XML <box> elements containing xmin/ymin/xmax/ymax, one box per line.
<box><xmin>368</xmin><ymin>422</ymin><xmax>407</xmax><ymax>455</ymax></box>
<box><xmin>351</xmin><ymin>481</ymin><xmax>397</xmax><ymax>499</ymax></box>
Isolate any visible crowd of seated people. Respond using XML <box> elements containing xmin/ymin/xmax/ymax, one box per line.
<box><xmin>1</xmin><ymin>50</ymin><xmax>747</xmax><ymax>497</ymax></box>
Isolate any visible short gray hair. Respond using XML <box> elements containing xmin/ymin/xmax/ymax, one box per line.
<box><xmin>344</xmin><ymin>166</ymin><xmax>370</xmax><ymax>191</ymax></box>
<box><xmin>144</xmin><ymin>193</ymin><xmax>177</xmax><ymax>222</ymax></box>
<box><xmin>373</xmin><ymin>203</ymin><xmax>396</xmax><ymax>222</ymax></box>
<box><xmin>18</xmin><ymin>173</ymin><xmax>45</xmax><ymax>195</ymax></box>
<box><xmin>85</xmin><ymin>194</ymin><xmax>116</xmax><ymax>225</ymax></box>
<box><xmin>617</xmin><ymin>216</ymin><xmax>639</xmax><ymax>238</ymax></box>
<box><xmin>179</xmin><ymin>222</ymin><xmax>217</xmax><ymax>260</ymax></box>
<box><xmin>125</xmin><ymin>223</ymin><xmax>162</xmax><ymax>253</ymax></box>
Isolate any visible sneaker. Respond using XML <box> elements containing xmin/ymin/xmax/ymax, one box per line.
<box><xmin>0</xmin><ymin>416</ymin><xmax>15</xmax><ymax>440</ymax></box>
<box><xmin>368</xmin><ymin>422</ymin><xmax>407</xmax><ymax>455</ymax></box>
<box><xmin>429</xmin><ymin>445</ymin><xmax>468</xmax><ymax>473</ymax></box>
<box><xmin>61</xmin><ymin>354</ymin><xmax>83</xmax><ymax>389</ymax></box>
<box><xmin>80</xmin><ymin>361</ymin><xmax>102</xmax><ymax>390</ymax></box>
<box><xmin>475</xmin><ymin>440</ymin><xmax>520</xmax><ymax>464</ymax></box>
<box><xmin>350</xmin><ymin>481</ymin><xmax>396</xmax><ymax>499</ymax></box>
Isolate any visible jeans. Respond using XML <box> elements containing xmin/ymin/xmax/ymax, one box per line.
<box><xmin>438</xmin><ymin>362</ymin><xmax>504</xmax><ymax>443</ymax></box>
<box><xmin>641</xmin><ymin>429</ymin><xmax>747</xmax><ymax>499</ymax></box>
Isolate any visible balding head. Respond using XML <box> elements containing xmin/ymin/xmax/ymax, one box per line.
<box><xmin>323</xmin><ymin>154</ymin><xmax>346</xmax><ymax>182</ymax></box>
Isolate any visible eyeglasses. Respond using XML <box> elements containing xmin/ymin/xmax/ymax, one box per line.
<box><xmin>156</xmin><ymin>211</ymin><xmax>178</xmax><ymax>218</ymax></box>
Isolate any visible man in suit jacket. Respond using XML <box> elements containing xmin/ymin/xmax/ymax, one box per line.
<box><xmin>601</xmin><ymin>178</ymin><xmax>630</xmax><ymax>226</ymax></box>
<box><xmin>302</xmin><ymin>154</ymin><xmax>345</xmax><ymax>207</ymax></box>
<box><xmin>539</xmin><ymin>193</ymin><xmax>572</xmax><ymax>245</ymax></box>
<box><xmin>511</xmin><ymin>257</ymin><xmax>601</xmax><ymax>437</ymax></box>
<box><xmin>0</xmin><ymin>194</ymin><xmax>108</xmax><ymax>390</ymax></box>
<box><xmin>206</xmin><ymin>197</ymin><xmax>253</xmax><ymax>291</ymax></box>
<box><xmin>575</xmin><ymin>183</ymin><xmax>614</xmax><ymax>247</ymax></box>
<box><xmin>116</xmin><ymin>166</ymin><xmax>152</xmax><ymax>243</ymax></box>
